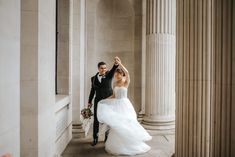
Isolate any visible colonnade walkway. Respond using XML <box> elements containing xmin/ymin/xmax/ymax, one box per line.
<box><xmin>62</xmin><ymin>131</ymin><xmax>174</xmax><ymax>157</ymax></box>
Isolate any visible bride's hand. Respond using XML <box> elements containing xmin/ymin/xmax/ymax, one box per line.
<box><xmin>115</xmin><ymin>57</ymin><xmax>121</xmax><ymax>65</ymax></box>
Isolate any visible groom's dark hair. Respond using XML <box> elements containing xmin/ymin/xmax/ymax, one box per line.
<box><xmin>98</xmin><ymin>61</ymin><xmax>106</xmax><ymax>68</ymax></box>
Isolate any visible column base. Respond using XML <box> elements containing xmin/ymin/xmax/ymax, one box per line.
<box><xmin>142</xmin><ymin>117</ymin><xmax>175</xmax><ymax>131</ymax></box>
<box><xmin>137</xmin><ymin>113</ymin><xmax>145</xmax><ymax>123</ymax></box>
<box><xmin>72</xmin><ymin>122</ymin><xmax>85</xmax><ymax>139</ymax></box>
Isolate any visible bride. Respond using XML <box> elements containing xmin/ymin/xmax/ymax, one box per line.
<box><xmin>97</xmin><ymin>58</ymin><xmax>152</xmax><ymax>155</ymax></box>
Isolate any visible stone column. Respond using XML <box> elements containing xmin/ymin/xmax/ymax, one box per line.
<box><xmin>143</xmin><ymin>0</ymin><xmax>176</xmax><ymax>130</ymax></box>
<box><xmin>21</xmin><ymin>0</ymin><xmax>56</xmax><ymax>156</ymax></box>
<box><xmin>0</xmin><ymin>1</ymin><xmax>20</xmax><ymax>156</ymax></box>
<box><xmin>175</xmin><ymin>0</ymin><xmax>212</xmax><ymax>156</ymax></box>
<box><xmin>175</xmin><ymin>0</ymin><xmax>234</xmax><ymax>156</ymax></box>
<box><xmin>231</xmin><ymin>0</ymin><xmax>235</xmax><ymax>155</ymax></box>
<box><xmin>70</xmin><ymin>0</ymin><xmax>86</xmax><ymax>138</ymax></box>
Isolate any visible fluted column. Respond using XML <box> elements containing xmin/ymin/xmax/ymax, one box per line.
<box><xmin>143</xmin><ymin>0</ymin><xmax>176</xmax><ymax>130</ymax></box>
<box><xmin>175</xmin><ymin>0</ymin><xmax>212</xmax><ymax>156</ymax></box>
<box><xmin>175</xmin><ymin>0</ymin><xmax>234</xmax><ymax>156</ymax></box>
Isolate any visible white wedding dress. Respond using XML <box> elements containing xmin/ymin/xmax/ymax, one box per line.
<box><xmin>97</xmin><ymin>86</ymin><xmax>152</xmax><ymax>155</ymax></box>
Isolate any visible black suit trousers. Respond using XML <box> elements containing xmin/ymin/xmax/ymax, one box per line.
<box><xmin>93</xmin><ymin>98</ymin><xmax>100</xmax><ymax>139</ymax></box>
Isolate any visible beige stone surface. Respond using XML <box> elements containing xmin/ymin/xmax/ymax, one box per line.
<box><xmin>143</xmin><ymin>0</ymin><xmax>176</xmax><ymax>130</ymax></box>
<box><xmin>175</xmin><ymin>0</ymin><xmax>235</xmax><ymax>156</ymax></box>
<box><xmin>0</xmin><ymin>1</ymin><xmax>21</xmax><ymax>156</ymax></box>
<box><xmin>20</xmin><ymin>0</ymin><xmax>57</xmax><ymax>157</ymax></box>
<box><xmin>231</xmin><ymin>1</ymin><xmax>235</xmax><ymax>156</ymax></box>
<box><xmin>62</xmin><ymin>133</ymin><xmax>175</xmax><ymax>157</ymax></box>
<box><xmin>20</xmin><ymin>0</ymin><xmax>39</xmax><ymax>156</ymax></box>
<box><xmin>57</xmin><ymin>0</ymin><xmax>70</xmax><ymax>95</ymax></box>
<box><xmin>85</xmin><ymin>0</ymin><xmax>142</xmax><ymax>112</ymax></box>
<box><xmin>2</xmin><ymin>0</ymin><xmax>235</xmax><ymax>157</ymax></box>
<box><xmin>0</xmin><ymin>0</ymin><xmax>20</xmax><ymax>157</ymax></box>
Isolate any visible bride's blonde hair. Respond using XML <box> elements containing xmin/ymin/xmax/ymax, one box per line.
<box><xmin>115</xmin><ymin>68</ymin><xmax>125</xmax><ymax>76</ymax></box>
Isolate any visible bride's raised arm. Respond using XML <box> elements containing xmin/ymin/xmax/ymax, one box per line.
<box><xmin>115</xmin><ymin>57</ymin><xmax>130</xmax><ymax>87</ymax></box>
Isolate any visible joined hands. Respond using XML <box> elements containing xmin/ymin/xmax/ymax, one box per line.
<box><xmin>87</xmin><ymin>56</ymin><xmax>121</xmax><ymax>108</ymax></box>
<box><xmin>114</xmin><ymin>56</ymin><xmax>121</xmax><ymax>65</ymax></box>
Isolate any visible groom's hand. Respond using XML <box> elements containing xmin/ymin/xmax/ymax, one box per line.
<box><xmin>88</xmin><ymin>103</ymin><xmax>92</xmax><ymax>108</ymax></box>
<box><xmin>114</xmin><ymin>58</ymin><xmax>118</xmax><ymax>65</ymax></box>
<box><xmin>115</xmin><ymin>56</ymin><xmax>121</xmax><ymax>65</ymax></box>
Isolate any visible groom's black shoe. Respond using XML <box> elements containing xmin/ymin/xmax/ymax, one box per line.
<box><xmin>104</xmin><ymin>130</ymin><xmax>109</xmax><ymax>143</ymax></box>
<box><xmin>104</xmin><ymin>135</ymin><xmax>108</xmax><ymax>143</ymax></box>
<box><xmin>91</xmin><ymin>138</ymin><xmax>98</xmax><ymax>146</ymax></box>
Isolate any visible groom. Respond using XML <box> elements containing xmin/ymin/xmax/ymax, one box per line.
<box><xmin>88</xmin><ymin>57</ymin><xmax>120</xmax><ymax>146</ymax></box>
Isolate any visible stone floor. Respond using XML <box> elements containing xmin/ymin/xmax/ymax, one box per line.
<box><xmin>62</xmin><ymin>131</ymin><xmax>175</xmax><ymax>157</ymax></box>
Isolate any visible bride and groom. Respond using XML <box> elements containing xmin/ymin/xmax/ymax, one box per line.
<box><xmin>87</xmin><ymin>57</ymin><xmax>151</xmax><ymax>155</ymax></box>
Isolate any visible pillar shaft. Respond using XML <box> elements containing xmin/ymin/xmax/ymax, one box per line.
<box><xmin>175</xmin><ymin>0</ymin><xmax>234</xmax><ymax>156</ymax></box>
<box><xmin>143</xmin><ymin>0</ymin><xmax>176</xmax><ymax>130</ymax></box>
<box><xmin>176</xmin><ymin>0</ymin><xmax>212</xmax><ymax>156</ymax></box>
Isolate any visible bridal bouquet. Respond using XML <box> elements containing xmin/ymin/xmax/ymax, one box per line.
<box><xmin>81</xmin><ymin>107</ymin><xmax>93</xmax><ymax>119</ymax></box>
<box><xmin>81</xmin><ymin>107</ymin><xmax>93</xmax><ymax>136</ymax></box>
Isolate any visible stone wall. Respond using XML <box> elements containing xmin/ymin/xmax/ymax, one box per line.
<box><xmin>0</xmin><ymin>0</ymin><xmax>20</xmax><ymax>156</ymax></box>
<box><xmin>85</xmin><ymin>0</ymin><xmax>142</xmax><ymax>111</ymax></box>
<box><xmin>20</xmin><ymin>0</ymin><xmax>56</xmax><ymax>156</ymax></box>
<box><xmin>20</xmin><ymin>0</ymin><xmax>39</xmax><ymax>155</ymax></box>
<box><xmin>56</xmin><ymin>0</ymin><xmax>70</xmax><ymax>95</ymax></box>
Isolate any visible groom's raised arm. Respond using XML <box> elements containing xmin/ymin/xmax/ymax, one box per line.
<box><xmin>88</xmin><ymin>77</ymin><xmax>95</xmax><ymax>104</ymax></box>
<box><xmin>106</xmin><ymin>64</ymin><xmax>119</xmax><ymax>78</ymax></box>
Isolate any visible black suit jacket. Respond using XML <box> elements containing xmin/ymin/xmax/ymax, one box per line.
<box><xmin>88</xmin><ymin>64</ymin><xmax>118</xmax><ymax>104</ymax></box>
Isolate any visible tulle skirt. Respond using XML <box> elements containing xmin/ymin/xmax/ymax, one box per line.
<box><xmin>97</xmin><ymin>98</ymin><xmax>152</xmax><ymax>155</ymax></box>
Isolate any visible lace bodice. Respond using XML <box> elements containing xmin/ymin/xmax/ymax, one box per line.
<box><xmin>114</xmin><ymin>86</ymin><xmax>128</xmax><ymax>99</ymax></box>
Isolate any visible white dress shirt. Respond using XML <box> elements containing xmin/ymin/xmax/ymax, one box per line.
<box><xmin>97</xmin><ymin>74</ymin><xmax>103</xmax><ymax>83</ymax></box>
